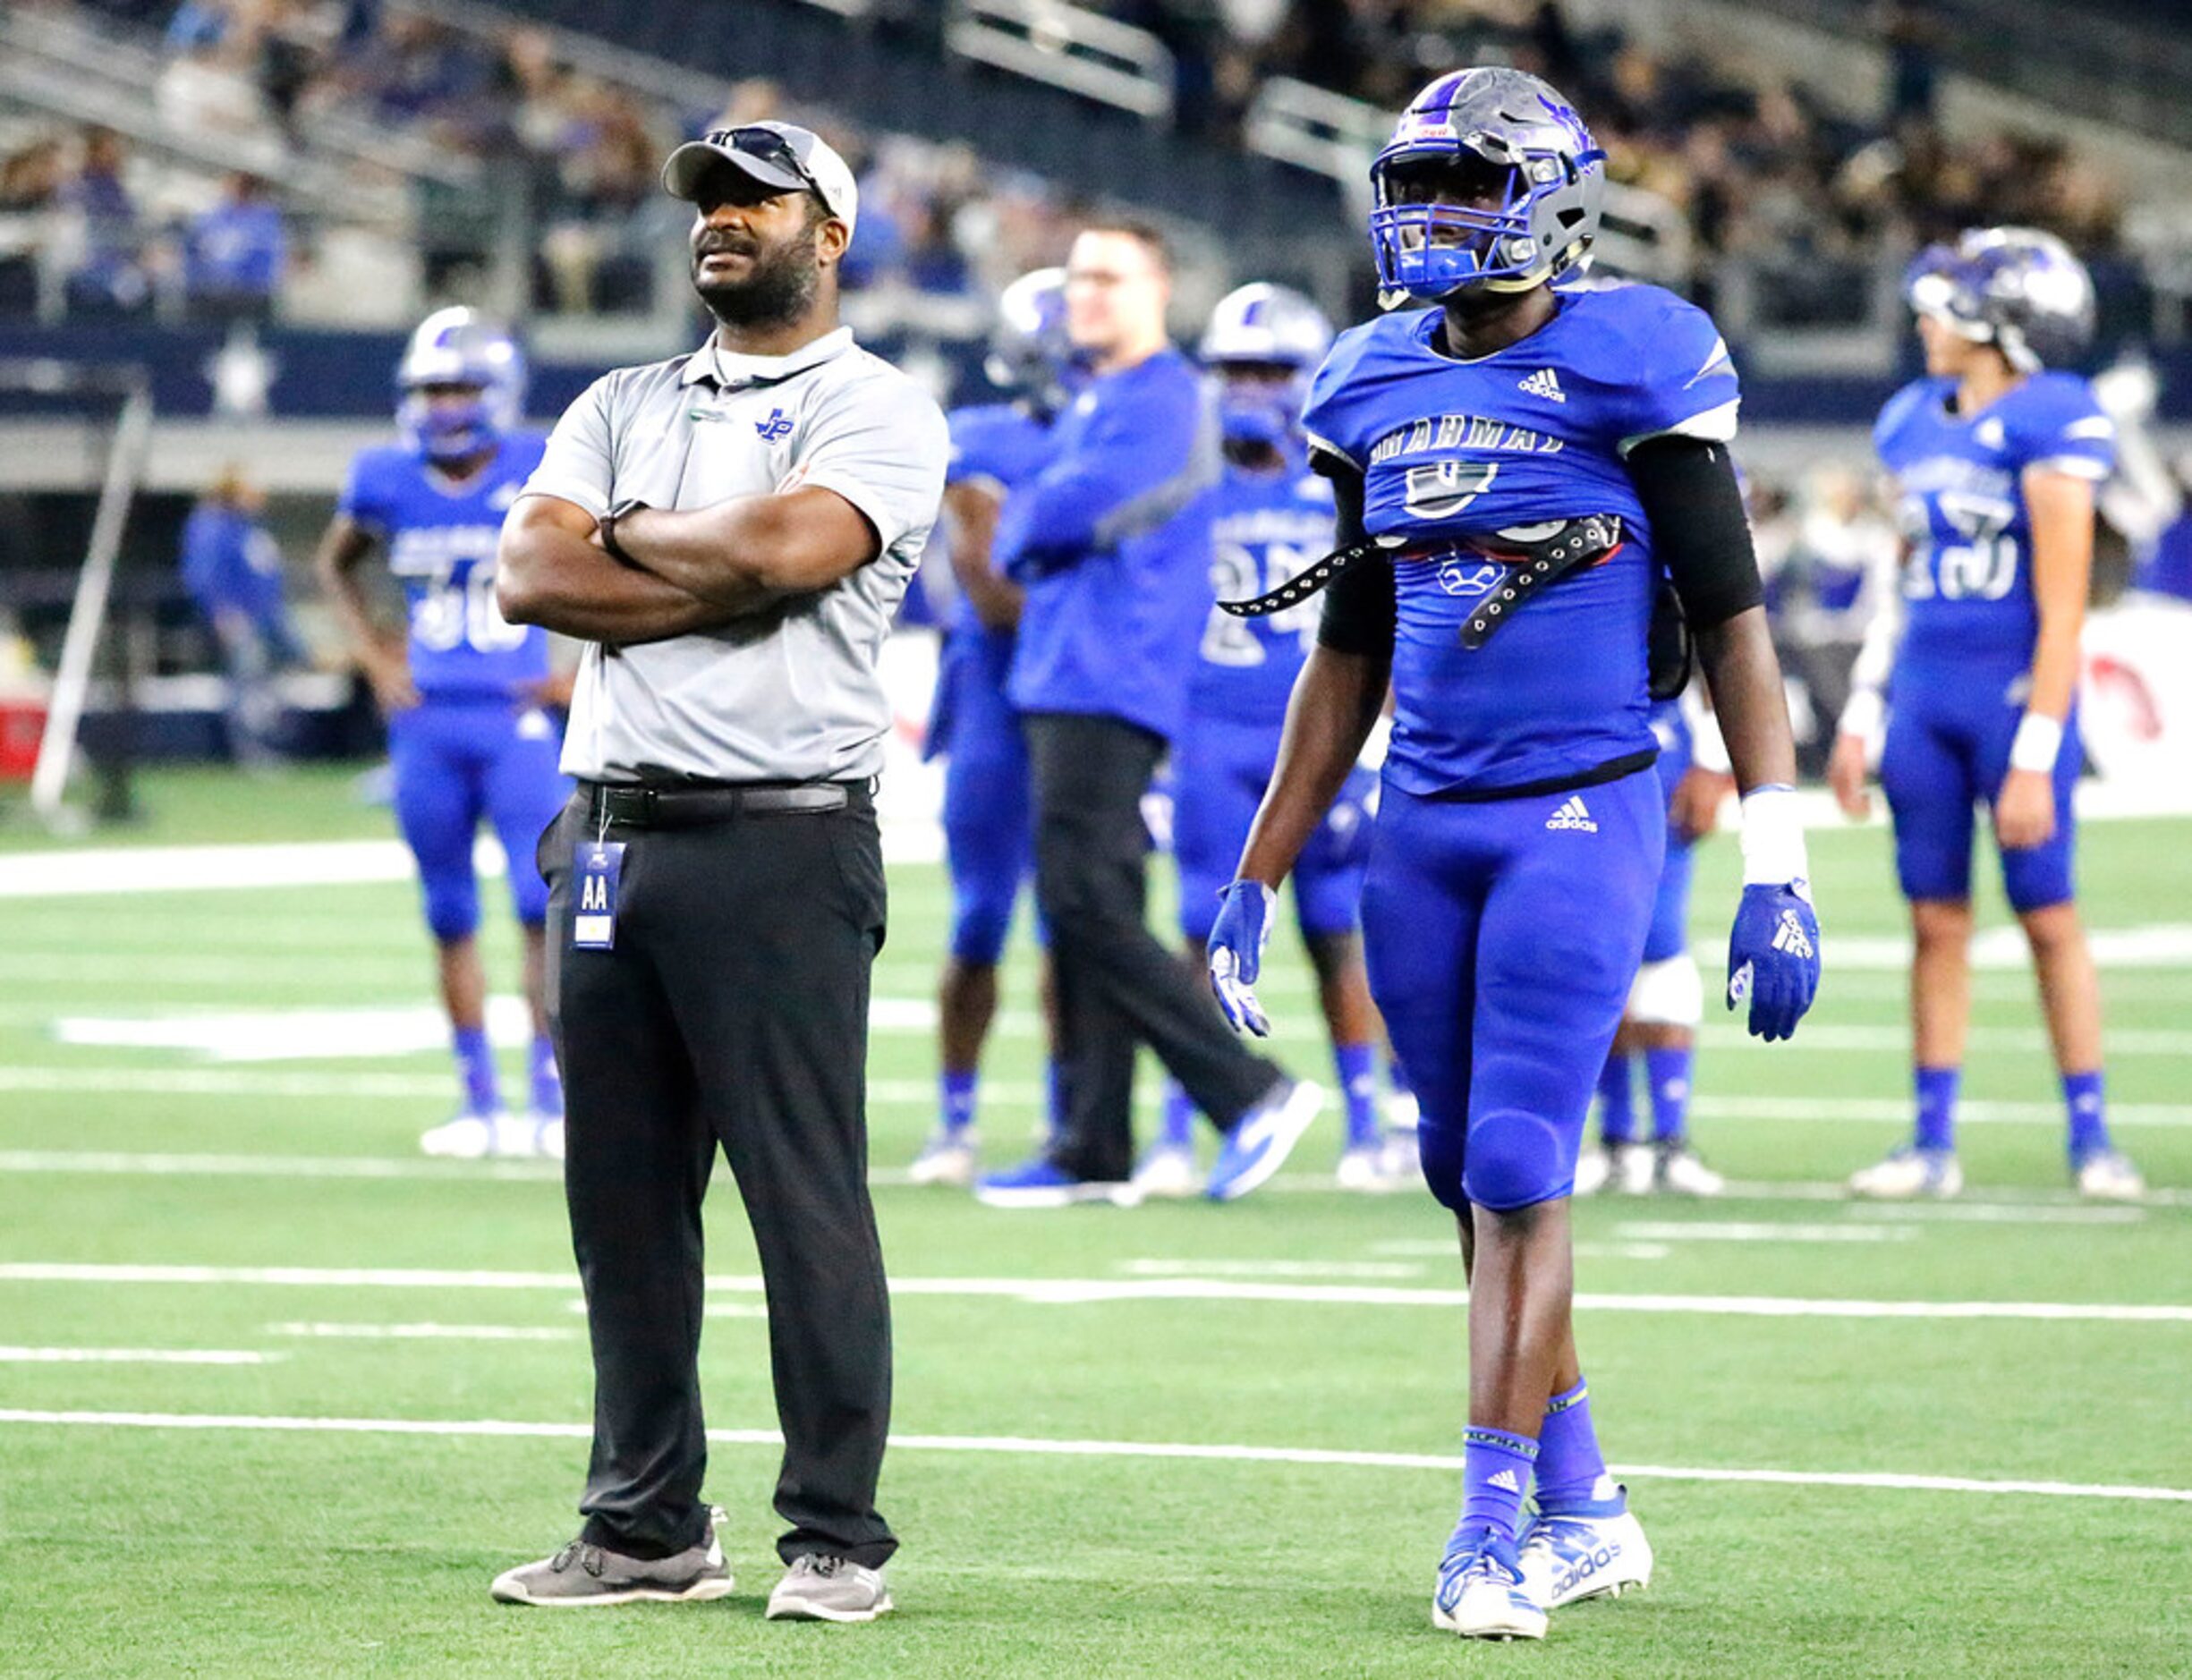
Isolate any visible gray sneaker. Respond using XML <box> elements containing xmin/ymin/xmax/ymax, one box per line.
<box><xmin>489</xmin><ymin>1529</ymin><xmax>733</xmax><ymax>1607</ymax></box>
<box><xmin>764</xmin><ymin>1554</ymin><xmax>894</xmax><ymax>1622</ymax></box>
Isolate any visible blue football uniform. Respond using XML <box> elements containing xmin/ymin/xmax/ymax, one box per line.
<box><xmin>928</xmin><ymin>402</ymin><xmax>1061</xmax><ymax>963</ymax></box>
<box><xmin>338</xmin><ymin>432</ymin><xmax>570</xmax><ymax>940</ymax></box>
<box><xmin>1642</xmin><ymin>698</ymin><xmax>1695</xmax><ymax>965</ymax></box>
<box><xmin>1873</xmin><ymin>372</ymin><xmax>2115</xmax><ymax>911</ymax></box>
<box><xmin>1303</xmin><ymin>283</ymin><xmax>1739</xmax><ymax>1211</ymax></box>
<box><xmin>1172</xmin><ymin>460</ymin><xmax>1375</xmax><ymax>944</ymax></box>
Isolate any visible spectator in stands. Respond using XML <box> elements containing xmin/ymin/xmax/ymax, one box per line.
<box><xmin>183</xmin><ymin>172</ymin><xmax>286</xmax><ymax>323</ymax></box>
<box><xmin>62</xmin><ymin>128</ymin><xmax>150</xmax><ymax>318</ymax></box>
<box><xmin>0</xmin><ymin>137</ymin><xmax>65</xmax><ymax>318</ymax></box>
<box><xmin>180</xmin><ymin>464</ymin><xmax>307</xmax><ymax>768</ymax></box>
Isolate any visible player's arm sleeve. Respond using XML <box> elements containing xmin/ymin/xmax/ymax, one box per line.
<box><xmin>1625</xmin><ymin>436</ymin><xmax>1764</xmax><ymax>629</ymax></box>
<box><xmin>2022</xmin><ymin>379</ymin><xmax>2117</xmax><ymax>483</ymax></box>
<box><xmin>520</xmin><ymin>375</ymin><xmax>619</xmax><ymax>521</ymax></box>
<box><xmin>993</xmin><ymin>372</ymin><xmax>1211</xmax><ymax>575</ymax></box>
<box><xmin>793</xmin><ymin>376</ymin><xmax>952</xmax><ymax>562</ymax></box>
<box><xmin>1837</xmin><ymin>556</ymin><xmax>1906</xmax><ymax>739</ymax></box>
<box><xmin>1312</xmin><ymin>454</ymin><xmax>1395</xmax><ymax>658</ymax></box>
<box><xmin>1617</xmin><ymin>300</ymin><xmax>1741</xmax><ymax>459</ymax></box>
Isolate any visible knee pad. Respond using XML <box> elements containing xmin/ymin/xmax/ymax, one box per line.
<box><xmin>1462</xmin><ymin>1107</ymin><xmax>1577</xmax><ymax>1211</ymax></box>
<box><xmin>1627</xmin><ymin>954</ymin><xmax>1703</xmax><ymax>1028</ymax></box>
<box><xmin>421</xmin><ymin>870</ymin><xmax>480</xmax><ymax>944</ymax></box>
<box><xmin>1414</xmin><ymin>1113</ymin><xmax>1471</xmax><ymax>1215</ymax></box>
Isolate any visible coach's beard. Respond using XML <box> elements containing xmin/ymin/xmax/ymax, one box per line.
<box><xmin>692</xmin><ymin>226</ymin><xmax>821</xmax><ymax>331</ymax></box>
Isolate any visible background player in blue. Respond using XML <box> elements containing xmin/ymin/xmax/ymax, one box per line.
<box><xmin>1204</xmin><ymin>69</ymin><xmax>1820</xmax><ymax>1640</ymax></box>
<box><xmin>1139</xmin><ymin>281</ymin><xmax>1410</xmax><ymax>1197</ymax></box>
<box><xmin>1575</xmin><ymin>690</ymin><xmax>1734</xmax><ymax>1196</ymax></box>
<box><xmin>912</xmin><ymin>267</ymin><xmax>1081</xmax><ymax>1186</ymax></box>
<box><xmin>1830</xmin><ymin>228</ymin><xmax>2141</xmax><ymax>1202</ymax></box>
<box><xmin>315</xmin><ymin>308</ymin><xmax>573</xmax><ymax>1161</ymax></box>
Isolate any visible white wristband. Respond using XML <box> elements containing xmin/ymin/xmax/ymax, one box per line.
<box><xmin>1839</xmin><ymin>687</ymin><xmax>1885</xmax><ymax>745</ymax></box>
<box><xmin>1739</xmin><ymin>784</ymin><xmax>1811</xmax><ymax>887</ymax></box>
<box><xmin>2009</xmin><ymin>711</ymin><xmax>2064</xmax><ymax>775</ymax></box>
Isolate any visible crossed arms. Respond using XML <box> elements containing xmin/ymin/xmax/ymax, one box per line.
<box><xmin>497</xmin><ymin>486</ymin><xmax>881</xmax><ymax>645</ymax></box>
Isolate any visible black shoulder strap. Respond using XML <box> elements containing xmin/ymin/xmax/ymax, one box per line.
<box><xmin>1218</xmin><ymin>533</ymin><xmax>1400</xmax><ymax>618</ymax></box>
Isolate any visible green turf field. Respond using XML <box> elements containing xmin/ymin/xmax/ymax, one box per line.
<box><xmin>0</xmin><ymin>767</ymin><xmax>2188</xmax><ymax>1677</ymax></box>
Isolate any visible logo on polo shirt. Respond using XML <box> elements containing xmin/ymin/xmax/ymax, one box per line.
<box><xmin>755</xmin><ymin>407</ymin><xmax>794</xmax><ymax>441</ymax></box>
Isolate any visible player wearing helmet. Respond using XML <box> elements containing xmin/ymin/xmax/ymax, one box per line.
<box><xmin>910</xmin><ymin>268</ymin><xmax>1083</xmax><ymax>1185</ymax></box>
<box><xmin>1832</xmin><ymin>228</ymin><xmax>2140</xmax><ymax>1202</ymax></box>
<box><xmin>315</xmin><ymin>307</ymin><xmax>571</xmax><ymax>1158</ymax></box>
<box><xmin>1202</xmin><ymin>68</ymin><xmax>1820</xmax><ymax>1639</ymax></box>
<box><xmin>1135</xmin><ymin>283</ymin><xmax>1411</xmax><ymax>1196</ymax></box>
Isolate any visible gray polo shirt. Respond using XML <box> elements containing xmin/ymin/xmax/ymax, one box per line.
<box><xmin>521</xmin><ymin>327</ymin><xmax>947</xmax><ymax>782</ymax></box>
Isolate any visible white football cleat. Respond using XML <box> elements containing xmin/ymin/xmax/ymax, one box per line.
<box><xmin>2074</xmin><ymin>1149</ymin><xmax>2145</xmax><ymax>1202</ymax></box>
<box><xmin>1849</xmin><ymin>1145</ymin><xmax>1962</xmax><ymax>1200</ymax></box>
<box><xmin>421</xmin><ymin>1114</ymin><xmax>501</xmax><ymax>1159</ymax></box>
<box><xmin>1572</xmin><ymin>1144</ymin><xmax>1611</xmax><ymax>1197</ymax></box>
<box><xmin>908</xmin><ymin>1130</ymin><xmax>978</xmax><ymax>1187</ymax></box>
<box><xmin>1652</xmin><ymin>1141</ymin><xmax>1725</xmax><ymax>1197</ymax></box>
<box><xmin>1130</xmin><ymin>1141</ymin><xmax>1201</xmax><ymax>1199</ymax></box>
<box><xmin>1517</xmin><ymin>1499</ymin><xmax>1654</xmax><ymax>1610</ymax></box>
<box><xmin>1610</xmin><ymin>1141</ymin><xmax>1654</xmax><ymax>1195</ymax></box>
<box><xmin>1335</xmin><ymin>1141</ymin><xmax>1408</xmax><ymax>1192</ymax></box>
<box><xmin>1432</xmin><ymin>1535</ymin><xmax>1545</xmax><ymax>1642</ymax></box>
<box><xmin>531</xmin><ymin>1115</ymin><xmax>565</xmax><ymax>1161</ymax></box>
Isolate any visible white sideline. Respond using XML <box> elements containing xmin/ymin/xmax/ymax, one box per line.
<box><xmin>4</xmin><ymin>1261</ymin><xmax>2189</xmax><ymax>1323</ymax></box>
<box><xmin>0</xmin><ymin>1407</ymin><xmax>2182</xmax><ymax>1505</ymax></box>
<box><xmin>0</xmin><ymin>1347</ymin><xmax>270</xmax><ymax>1364</ymax></box>
<box><xmin>265</xmin><ymin>1322</ymin><xmax>579</xmax><ymax>1343</ymax></box>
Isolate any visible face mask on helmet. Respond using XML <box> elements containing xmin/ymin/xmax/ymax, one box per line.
<box><xmin>395</xmin><ymin>310</ymin><xmax>525</xmax><ymax>463</ymax></box>
<box><xmin>1367</xmin><ymin>70</ymin><xmax>1604</xmax><ymax>306</ymax></box>
<box><xmin>1212</xmin><ymin>362</ymin><xmax>1308</xmax><ymax>450</ymax></box>
<box><xmin>1905</xmin><ymin>228</ymin><xmax>2096</xmax><ymax>373</ymax></box>
<box><xmin>400</xmin><ymin>385</ymin><xmax>497</xmax><ymax>463</ymax></box>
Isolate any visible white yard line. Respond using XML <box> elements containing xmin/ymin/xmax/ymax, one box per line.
<box><xmin>1118</xmin><ymin>1260</ymin><xmax>1428</xmax><ymax>1279</ymax></box>
<box><xmin>3</xmin><ymin>1261</ymin><xmax>2188</xmax><ymax>1323</ymax></box>
<box><xmin>1609</xmin><ymin>1221</ymin><xmax>1918</xmax><ymax>1244</ymax></box>
<box><xmin>264</xmin><ymin>1322</ymin><xmax>579</xmax><ymax>1342</ymax></box>
<box><xmin>0</xmin><ymin>1346</ymin><xmax>272</xmax><ymax>1364</ymax></box>
<box><xmin>0</xmin><ymin>1407</ymin><xmax>2182</xmax><ymax>1505</ymax></box>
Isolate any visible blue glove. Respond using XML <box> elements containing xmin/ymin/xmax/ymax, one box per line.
<box><xmin>1206</xmin><ymin>880</ymin><xmax>1278</xmax><ymax>1037</ymax></box>
<box><xmin>1726</xmin><ymin>879</ymin><xmax>1821</xmax><ymax>1042</ymax></box>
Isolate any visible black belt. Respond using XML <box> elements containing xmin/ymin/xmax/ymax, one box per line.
<box><xmin>581</xmin><ymin>778</ymin><xmax>872</xmax><ymax>829</ymax></box>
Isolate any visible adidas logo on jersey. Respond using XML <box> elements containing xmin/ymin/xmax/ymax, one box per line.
<box><xmin>1545</xmin><ymin>796</ymin><xmax>1597</xmax><ymax>833</ymax></box>
<box><xmin>1489</xmin><ymin>1469</ymin><xmax>1524</xmax><ymax>1493</ymax></box>
<box><xmin>1518</xmin><ymin>368</ymin><xmax>1567</xmax><ymax>403</ymax></box>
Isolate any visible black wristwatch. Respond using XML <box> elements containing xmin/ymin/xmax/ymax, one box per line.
<box><xmin>599</xmin><ymin>497</ymin><xmax>649</xmax><ymax>564</ymax></box>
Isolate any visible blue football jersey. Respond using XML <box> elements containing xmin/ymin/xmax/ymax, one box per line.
<box><xmin>1301</xmin><ymin>283</ymin><xmax>1739</xmax><ymax>796</ymax></box>
<box><xmin>1873</xmin><ymin>371</ymin><xmax>2115</xmax><ymax>673</ymax></box>
<box><xmin>1189</xmin><ymin>461</ymin><xmax>1338</xmax><ymax>728</ymax></box>
<box><xmin>942</xmin><ymin>401</ymin><xmax>1061</xmax><ymax>634</ymax></box>
<box><xmin>339</xmin><ymin>432</ymin><xmax>550</xmax><ymax>698</ymax></box>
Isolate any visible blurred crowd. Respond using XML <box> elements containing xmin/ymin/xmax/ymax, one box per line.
<box><xmin>0</xmin><ymin>0</ymin><xmax>2144</xmax><ymax>330</ymax></box>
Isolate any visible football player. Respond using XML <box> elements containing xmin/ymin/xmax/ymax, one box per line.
<box><xmin>1204</xmin><ymin>69</ymin><xmax>1819</xmax><ymax>1639</ymax></box>
<box><xmin>1831</xmin><ymin>229</ymin><xmax>2140</xmax><ymax>1201</ymax></box>
<box><xmin>1137</xmin><ymin>283</ymin><xmax>1410</xmax><ymax>1196</ymax></box>
<box><xmin>1576</xmin><ymin>689</ymin><xmax>1733</xmax><ymax>1196</ymax></box>
<box><xmin>910</xmin><ymin>269</ymin><xmax>1083</xmax><ymax>1185</ymax></box>
<box><xmin>316</xmin><ymin>308</ymin><xmax>571</xmax><ymax>1159</ymax></box>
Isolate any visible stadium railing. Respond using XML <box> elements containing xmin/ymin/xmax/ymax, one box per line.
<box><xmin>944</xmin><ymin>0</ymin><xmax>1176</xmax><ymax>124</ymax></box>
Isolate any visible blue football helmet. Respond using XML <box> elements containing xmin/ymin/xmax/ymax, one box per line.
<box><xmin>985</xmin><ymin>267</ymin><xmax>1084</xmax><ymax>418</ymax></box>
<box><xmin>1199</xmin><ymin>282</ymin><xmax>1334</xmax><ymax>449</ymax></box>
<box><xmin>1904</xmin><ymin>226</ymin><xmax>2096</xmax><ymax>372</ymax></box>
<box><xmin>396</xmin><ymin>307</ymin><xmax>526</xmax><ymax>464</ymax></box>
<box><xmin>1369</xmin><ymin>67</ymin><xmax>1605</xmax><ymax>304</ymax></box>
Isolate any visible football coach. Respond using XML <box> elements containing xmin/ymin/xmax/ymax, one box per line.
<box><xmin>486</xmin><ymin>122</ymin><xmax>947</xmax><ymax>1623</ymax></box>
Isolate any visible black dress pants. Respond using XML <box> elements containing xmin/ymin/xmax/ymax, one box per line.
<box><xmin>1024</xmin><ymin>711</ymin><xmax>1282</xmax><ymax>1181</ymax></box>
<box><xmin>540</xmin><ymin>788</ymin><xmax>895</xmax><ymax>1567</ymax></box>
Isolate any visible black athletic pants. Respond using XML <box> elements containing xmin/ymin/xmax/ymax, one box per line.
<box><xmin>540</xmin><ymin>786</ymin><xmax>895</xmax><ymax>1567</ymax></box>
<box><xmin>1024</xmin><ymin>712</ymin><xmax>1282</xmax><ymax>1182</ymax></box>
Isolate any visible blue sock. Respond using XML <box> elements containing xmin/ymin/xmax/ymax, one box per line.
<box><xmin>1596</xmin><ymin>1054</ymin><xmax>1636</xmax><ymax>1146</ymax></box>
<box><xmin>939</xmin><ymin>1067</ymin><xmax>978</xmax><ymax>1138</ymax></box>
<box><xmin>1645</xmin><ymin>1046</ymin><xmax>1692</xmax><ymax>1143</ymax></box>
<box><xmin>2064</xmin><ymin>1070</ymin><xmax>2110</xmax><ymax>1161</ymax></box>
<box><xmin>1915</xmin><ymin>1065</ymin><xmax>1959</xmax><ymax>1152</ymax></box>
<box><xmin>1455</xmin><ymin>1427</ymin><xmax>1538</xmax><ymax>1548</ymax></box>
<box><xmin>453</xmin><ymin>1025</ymin><xmax>498</xmax><ymax>1118</ymax></box>
<box><xmin>1334</xmin><ymin>1041</ymin><xmax>1380</xmax><ymax>1149</ymax></box>
<box><xmin>1534</xmin><ymin>1379</ymin><xmax>1623</xmax><ymax>1515</ymax></box>
<box><xmin>1158</xmin><ymin>1081</ymin><xmax>1195</xmax><ymax>1150</ymax></box>
<box><xmin>528</xmin><ymin>1035</ymin><xmax>563</xmax><ymax>1118</ymax></box>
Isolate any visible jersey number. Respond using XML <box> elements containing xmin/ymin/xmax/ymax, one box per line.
<box><xmin>1402</xmin><ymin>460</ymin><xmax>1500</xmax><ymax>522</ymax></box>
<box><xmin>1202</xmin><ymin>541</ymin><xmax>1321</xmax><ymax>665</ymax></box>
<box><xmin>413</xmin><ymin>564</ymin><xmax>530</xmax><ymax>653</ymax></box>
<box><xmin>1904</xmin><ymin>491</ymin><xmax>2018</xmax><ymax>602</ymax></box>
